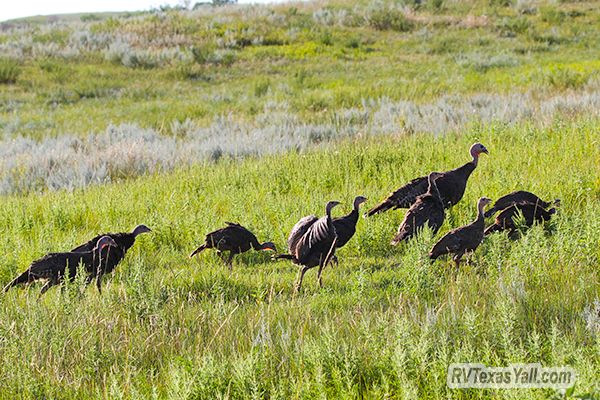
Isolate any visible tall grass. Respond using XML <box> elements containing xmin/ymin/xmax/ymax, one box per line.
<box><xmin>0</xmin><ymin>118</ymin><xmax>598</xmax><ymax>398</ymax></box>
<box><xmin>0</xmin><ymin>1</ymin><xmax>599</xmax><ymax>397</ymax></box>
<box><xmin>1</xmin><ymin>89</ymin><xmax>600</xmax><ymax>195</ymax></box>
<box><xmin>0</xmin><ymin>58</ymin><xmax>21</xmax><ymax>84</ymax></box>
<box><xmin>2</xmin><ymin>0</ymin><xmax>599</xmax><ymax>140</ymax></box>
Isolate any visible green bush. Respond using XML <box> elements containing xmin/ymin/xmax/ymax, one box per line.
<box><xmin>368</xmin><ymin>7</ymin><xmax>414</xmax><ymax>32</ymax></box>
<box><xmin>540</xmin><ymin>6</ymin><xmax>565</xmax><ymax>24</ymax></box>
<box><xmin>172</xmin><ymin>64</ymin><xmax>212</xmax><ymax>81</ymax></box>
<box><xmin>319</xmin><ymin>31</ymin><xmax>334</xmax><ymax>46</ymax></box>
<box><xmin>489</xmin><ymin>0</ymin><xmax>514</xmax><ymax>6</ymax></box>
<box><xmin>0</xmin><ymin>59</ymin><xmax>20</xmax><ymax>84</ymax></box>
<box><xmin>80</xmin><ymin>13</ymin><xmax>101</xmax><ymax>22</ymax></box>
<box><xmin>426</xmin><ymin>37</ymin><xmax>463</xmax><ymax>55</ymax></box>
<box><xmin>31</xmin><ymin>29</ymin><xmax>69</xmax><ymax>45</ymax></box>
<box><xmin>253</xmin><ymin>79</ymin><xmax>270</xmax><ymax>97</ymax></box>
<box><xmin>344</xmin><ymin>36</ymin><xmax>361</xmax><ymax>49</ymax></box>
<box><xmin>532</xmin><ymin>29</ymin><xmax>569</xmax><ymax>45</ymax></box>
<box><xmin>496</xmin><ymin>16</ymin><xmax>531</xmax><ymax>37</ymax></box>
<box><xmin>212</xmin><ymin>50</ymin><xmax>236</xmax><ymax>67</ymax></box>
<box><xmin>427</xmin><ymin>0</ymin><xmax>445</xmax><ymax>12</ymax></box>
<box><xmin>38</xmin><ymin>59</ymin><xmax>71</xmax><ymax>83</ymax></box>
<box><xmin>543</xmin><ymin>67</ymin><xmax>588</xmax><ymax>90</ymax></box>
<box><xmin>191</xmin><ymin>45</ymin><xmax>213</xmax><ymax>64</ymax></box>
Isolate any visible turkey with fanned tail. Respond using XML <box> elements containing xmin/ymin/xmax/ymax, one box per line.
<box><xmin>275</xmin><ymin>201</ymin><xmax>340</xmax><ymax>292</ymax></box>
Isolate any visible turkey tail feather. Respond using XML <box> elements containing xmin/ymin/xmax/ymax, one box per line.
<box><xmin>189</xmin><ymin>244</ymin><xmax>207</xmax><ymax>258</ymax></box>
<box><xmin>484</xmin><ymin>224</ymin><xmax>500</xmax><ymax>236</ymax></box>
<box><xmin>390</xmin><ymin>235</ymin><xmax>402</xmax><ymax>246</ymax></box>
<box><xmin>323</xmin><ymin>237</ymin><xmax>337</xmax><ymax>268</ymax></box>
<box><xmin>484</xmin><ymin>207</ymin><xmax>497</xmax><ymax>218</ymax></box>
<box><xmin>3</xmin><ymin>271</ymin><xmax>30</xmax><ymax>292</ymax></box>
<box><xmin>366</xmin><ymin>201</ymin><xmax>392</xmax><ymax>217</ymax></box>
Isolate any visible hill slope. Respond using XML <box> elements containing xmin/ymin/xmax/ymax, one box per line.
<box><xmin>0</xmin><ymin>0</ymin><xmax>598</xmax><ymax>398</ymax></box>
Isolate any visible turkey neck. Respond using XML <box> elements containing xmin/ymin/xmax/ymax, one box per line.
<box><xmin>326</xmin><ymin>205</ymin><xmax>336</xmax><ymax>228</ymax></box>
<box><xmin>251</xmin><ymin>238</ymin><xmax>263</xmax><ymax>251</ymax></box>
<box><xmin>471</xmin><ymin>150</ymin><xmax>482</xmax><ymax>167</ymax></box>
<box><xmin>474</xmin><ymin>202</ymin><xmax>486</xmax><ymax>228</ymax></box>
<box><xmin>542</xmin><ymin>208</ymin><xmax>556</xmax><ymax>221</ymax></box>
<box><xmin>456</xmin><ymin>158</ymin><xmax>477</xmax><ymax>179</ymax></box>
<box><xmin>427</xmin><ymin>177</ymin><xmax>443</xmax><ymax>204</ymax></box>
<box><xmin>347</xmin><ymin>205</ymin><xmax>360</xmax><ymax>224</ymax></box>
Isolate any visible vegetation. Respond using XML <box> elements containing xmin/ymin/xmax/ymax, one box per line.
<box><xmin>0</xmin><ymin>0</ymin><xmax>598</xmax><ymax>139</ymax></box>
<box><xmin>0</xmin><ymin>58</ymin><xmax>21</xmax><ymax>84</ymax></box>
<box><xmin>0</xmin><ymin>0</ymin><xmax>598</xmax><ymax>398</ymax></box>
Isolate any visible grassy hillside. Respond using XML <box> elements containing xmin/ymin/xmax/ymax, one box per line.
<box><xmin>0</xmin><ymin>0</ymin><xmax>598</xmax><ymax>398</ymax></box>
<box><xmin>1</xmin><ymin>0</ymin><xmax>599</xmax><ymax>140</ymax></box>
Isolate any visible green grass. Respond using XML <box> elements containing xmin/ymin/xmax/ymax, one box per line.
<box><xmin>1</xmin><ymin>0</ymin><xmax>599</xmax><ymax>397</ymax></box>
<box><xmin>0</xmin><ymin>58</ymin><xmax>21</xmax><ymax>84</ymax></box>
<box><xmin>1</xmin><ymin>0</ymin><xmax>599</xmax><ymax>138</ymax></box>
<box><xmin>0</xmin><ymin>119</ymin><xmax>598</xmax><ymax>398</ymax></box>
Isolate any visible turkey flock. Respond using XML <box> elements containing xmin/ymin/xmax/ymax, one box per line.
<box><xmin>3</xmin><ymin>143</ymin><xmax>560</xmax><ymax>295</ymax></box>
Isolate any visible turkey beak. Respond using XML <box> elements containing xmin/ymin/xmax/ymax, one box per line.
<box><xmin>481</xmin><ymin>147</ymin><xmax>489</xmax><ymax>155</ymax></box>
<box><xmin>260</xmin><ymin>242</ymin><xmax>277</xmax><ymax>252</ymax></box>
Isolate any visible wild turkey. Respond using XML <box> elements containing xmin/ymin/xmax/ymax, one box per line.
<box><xmin>391</xmin><ymin>172</ymin><xmax>445</xmax><ymax>245</ymax></box>
<box><xmin>275</xmin><ymin>201</ymin><xmax>340</xmax><ymax>291</ymax></box>
<box><xmin>71</xmin><ymin>224</ymin><xmax>152</xmax><ymax>277</ymax></box>
<box><xmin>367</xmin><ymin>143</ymin><xmax>488</xmax><ymax>216</ymax></box>
<box><xmin>429</xmin><ymin>197</ymin><xmax>492</xmax><ymax>268</ymax></box>
<box><xmin>484</xmin><ymin>190</ymin><xmax>560</xmax><ymax>218</ymax></box>
<box><xmin>484</xmin><ymin>202</ymin><xmax>557</xmax><ymax>238</ymax></box>
<box><xmin>4</xmin><ymin>236</ymin><xmax>118</xmax><ymax>295</ymax></box>
<box><xmin>190</xmin><ymin>222</ymin><xmax>276</xmax><ymax>269</ymax></box>
<box><xmin>329</xmin><ymin>196</ymin><xmax>367</xmax><ymax>265</ymax></box>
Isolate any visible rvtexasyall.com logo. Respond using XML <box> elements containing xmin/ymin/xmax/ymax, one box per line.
<box><xmin>447</xmin><ymin>363</ymin><xmax>577</xmax><ymax>389</ymax></box>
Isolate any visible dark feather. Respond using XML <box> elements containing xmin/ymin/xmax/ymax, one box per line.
<box><xmin>368</xmin><ymin>160</ymin><xmax>477</xmax><ymax>216</ymax></box>
<box><xmin>287</xmin><ymin>215</ymin><xmax>318</xmax><ymax>255</ymax></box>
<box><xmin>429</xmin><ymin>199</ymin><xmax>487</xmax><ymax>263</ymax></box>
<box><xmin>367</xmin><ymin>177</ymin><xmax>428</xmax><ymax>216</ymax></box>
<box><xmin>332</xmin><ymin>209</ymin><xmax>359</xmax><ymax>248</ymax></box>
<box><xmin>392</xmin><ymin>175</ymin><xmax>445</xmax><ymax>244</ymax></box>
<box><xmin>484</xmin><ymin>191</ymin><xmax>554</xmax><ymax>218</ymax></box>
<box><xmin>4</xmin><ymin>246</ymin><xmax>115</xmax><ymax>294</ymax></box>
<box><xmin>199</xmin><ymin>223</ymin><xmax>261</xmax><ymax>255</ymax></box>
<box><xmin>71</xmin><ymin>231</ymin><xmax>137</xmax><ymax>276</ymax></box>
<box><xmin>485</xmin><ymin>203</ymin><xmax>556</xmax><ymax>236</ymax></box>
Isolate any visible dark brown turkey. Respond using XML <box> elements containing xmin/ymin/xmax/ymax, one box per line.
<box><xmin>190</xmin><ymin>222</ymin><xmax>276</xmax><ymax>270</ymax></box>
<box><xmin>275</xmin><ymin>201</ymin><xmax>340</xmax><ymax>292</ymax></box>
<box><xmin>71</xmin><ymin>224</ymin><xmax>152</xmax><ymax>285</ymax></box>
<box><xmin>330</xmin><ymin>196</ymin><xmax>367</xmax><ymax>265</ymax></box>
<box><xmin>4</xmin><ymin>236</ymin><xmax>118</xmax><ymax>295</ymax></box>
<box><xmin>391</xmin><ymin>172</ymin><xmax>445</xmax><ymax>245</ymax></box>
<box><xmin>367</xmin><ymin>143</ymin><xmax>488</xmax><ymax>216</ymax></box>
<box><xmin>484</xmin><ymin>202</ymin><xmax>557</xmax><ymax>238</ymax></box>
<box><xmin>429</xmin><ymin>197</ymin><xmax>492</xmax><ymax>268</ymax></box>
<box><xmin>484</xmin><ymin>190</ymin><xmax>560</xmax><ymax>218</ymax></box>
